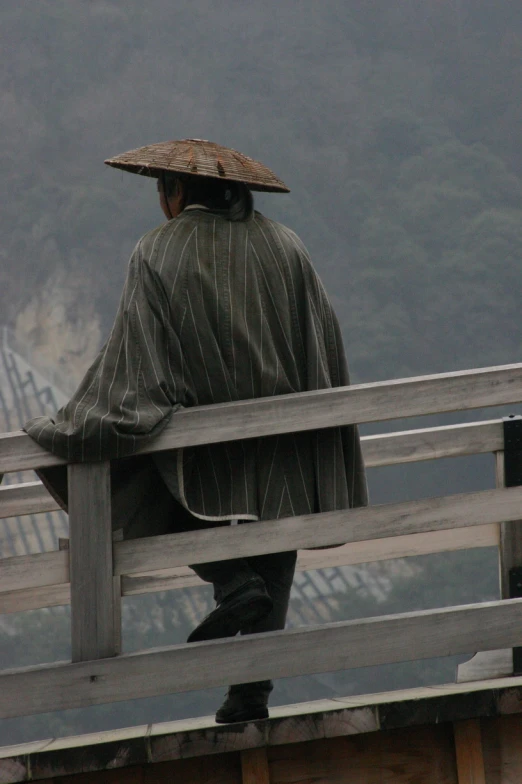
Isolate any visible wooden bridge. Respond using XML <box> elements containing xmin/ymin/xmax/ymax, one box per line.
<box><xmin>2</xmin><ymin>363</ymin><xmax>522</xmax><ymax>782</ymax></box>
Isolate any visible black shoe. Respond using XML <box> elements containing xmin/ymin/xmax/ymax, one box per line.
<box><xmin>215</xmin><ymin>703</ymin><xmax>269</xmax><ymax>724</ymax></box>
<box><xmin>187</xmin><ymin>579</ymin><xmax>272</xmax><ymax>643</ymax></box>
<box><xmin>215</xmin><ymin>681</ymin><xmax>272</xmax><ymax>724</ymax></box>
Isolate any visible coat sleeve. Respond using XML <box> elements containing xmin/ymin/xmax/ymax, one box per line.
<box><xmin>24</xmin><ymin>242</ymin><xmax>184</xmax><ymax>462</ymax></box>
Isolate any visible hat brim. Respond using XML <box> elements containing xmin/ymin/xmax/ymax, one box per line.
<box><xmin>104</xmin><ymin>139</ymin><xmax>290</xmax><ymax>194</ymax></box>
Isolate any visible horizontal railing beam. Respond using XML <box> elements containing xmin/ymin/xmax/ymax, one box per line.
<box><xmin>120</xmin><ymin>524</ymin><xmax>499</xmax><ymax>596</ymax></box>
<box><xmin>2</xmin><ymin>597</ymin><xmax>522</xmax><ymax>719</ymax></box>
<box><xmin>0</xmin><ymin>481</ymin><xmax>60</xmax><ymax>519</ymax></box>
<box><xmin>113</xmin><ymin>486</ymin><xmax>522</xmax><ymax>576</ymax></box>
<box><xmin>362</xmin><ymin>418</ymin><xmax>503</xmax><ymax>467</ymax></box>
<box><xmin>0</xmin><ymin>486</ymin><xmax>516</xmax><ymax>599</ymax></box>
<box><xmin>0</xmin><ymin>549</ymin><xmax>68</xmax><ymax>594</ymax></box>
<box><xmin>0</xmin><ymin>419</ymin><xmax>505</xmax><ymax>519</ymax></box>
<box><xmin>0</xmin><ymin>525</ymin><xmax>500</xmax><ymax>614</ymax></box>
<box><xmin>2</xmin><ymin>363</ymin><xmax>522</xmax><ymax>473</ymax></box>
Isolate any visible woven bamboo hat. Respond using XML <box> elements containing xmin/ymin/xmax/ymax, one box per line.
<box><xmin>104</xmin><ymin>138</ymin><xmax>290</xmax><ymax>193</ymax></box>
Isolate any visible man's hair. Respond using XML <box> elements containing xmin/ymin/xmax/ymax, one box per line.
<box><xmin>162</xmin><ymin>173</ymin><xmax>254</xmax><ymax>221</ymax></box>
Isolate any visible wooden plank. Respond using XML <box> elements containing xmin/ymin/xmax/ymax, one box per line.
<box><xmin>0</xmin><ymin>582</ymin><xmax>70</xmax><ymax>614</ymax></box>
<box><xmin>457</xmin><ymin>649</ymin><xmax>513</xmax><ymax>683</ymax></box>
<box><xmin>2</xmin><ymin>597</ymin><xmax>522</xmax><ymax>719</ymax></box>
<box><xmin>68</xmin><ymin>461</ymin><xmax>118</xmax><ymax>662</ymax></box>
<box><xmin>0</xmin><ymin>480</ymin><xmax>60</xmax><ymax>519</ymax></box>
<box><xmin>363</xmin><ymin>419</ymin><xmax>503</xmax><ymax>468</ymax></box>
<box><xmin>0</xmin><ymin>429</ymin><xmax>67</xmax><ymax>474</ymax></box>
<box><xmin>3</xmin><ymin>364</ymin><xmax>522</xmax><ymax>473</ymax></box>
<box><xmin>268</xmin><ymin>728</ymin><xmax>458</xmax><ymax>784</ymax></box>
<box><xmin>0</xmin><ymin>549</ymin><xmax>67</xmax><ymax>593</ymax></box>
<box><xmin>114</xmin><ymin>487</ymin><xmax>522</xmax><ymax>577</ymax></box>
<box><xmin>122</xmin><ymin>525</ymin><xmax>500</xmax><ymax>597</ymax></box>
<box><xmin>0</xmin><ymin>525</ymin><xmax>499</xmax><ymax>614</ymax></box>
<box><xmin>0</xmin><ymin>419</ymin><xmax>505</xmax><ymax>522</ymax></box>
<box><xmin>241</xmin><ymin>748</ymin><xmax>270</xmax><ymax>784</ymax></box>
<box><xmin>482</xmin><ymin>715</ymin><xmax>522</xmax><ymax>784</ymax></box>
<box><xmin>454</xmin><ymin>719</ymin><xmax>486</xmax><ymax>784</ymax></box>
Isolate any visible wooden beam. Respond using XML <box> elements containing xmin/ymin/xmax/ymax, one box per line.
<box><xmin>121</xmin><ymin>524</ymin><xmax>500</xmax><ymax>597</ymax></box>
<box><xmin>0</xmin><ymin>549</ymin><xmax>67</xmax><ymax>593</ymax></box>
<box><xmin>453</xmin><ymin>719</ymin><xmax>486</xmax><ymax>784</ymax></box>
<box><xmin>3</xmin><ymin>363</ymin><xmax>522</xmax><ymax>473</ymax></box>
<box><xmin>0</xmin><ymin>583</ymin><xmax>70</xmax><ymax>614</ymax></box>
<box><xmin>2</xmin><ymin>597</ymin><xmax>522</xmax><ymax>719</ymax></box>
<box><xmin>363</xmin><ymin>419</ymin><xmax>503</xmax><ymax>468</ymax></box>
<box><xmin>0</xmin><ymin>419</ymin><xmax>505</xmax><ymax>521</ymax></box>
<box><xmin>0</xmin><ymin>481</ymin><xmax>60</xmax><ymax>519</ymax></box>
<box><xmin>68</xmin><ymin>462</ymin><xmax>119</xmax><ymax>662</ymax></box>
<box><xmin>113</xmin><ymin>487</ymin><xmax>522</xmax><ymax>576</ymax></box>
<box><xmin>0</xmin><ymin>524</ymin><xmax>499</xmax><ymax>614</ymax></box>
<box><xmin>457</xmin><ymin>649</ymin><xmax>513</xmax><ymax>683</ymax></box>
<box><xmin>0</xmin><ymin>430</ymin><xmax>67</xmax><ymax>474</ymax></box>
<box><xmin>240</xmin><ymin>749</ymin><xmax>270</xmax><ymax>784</ymax></box>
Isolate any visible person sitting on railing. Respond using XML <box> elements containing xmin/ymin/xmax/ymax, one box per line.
<box><xmin>24</xmin><ymin>138</ymin><xmax>368</xmax><ymax>724</ymax></box>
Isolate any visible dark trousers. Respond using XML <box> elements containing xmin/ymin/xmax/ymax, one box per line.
<box><xmin>172</xmin><ymin>501</ymin><xmax>297</xmax><ymax>700</ymax></box>
<box><xmin>171</xmin><ymin>500</ymin><xmax>297</xmax><ymax>635</ymax></box>
<box><xmin>115</xmin><ymin>461</ymin><xmax>297</xmax><ymax>635</ymax></box>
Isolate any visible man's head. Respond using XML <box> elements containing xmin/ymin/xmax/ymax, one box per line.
<box><xmin>157</xmin><ymin>172</ymin><xmax>254</xmax><ymax>221</ymax></box>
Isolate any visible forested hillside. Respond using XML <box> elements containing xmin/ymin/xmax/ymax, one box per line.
<box><xmin>3</xmin><ymin>0</ymin><xmax>522</xmax><ymax>382</ymax></box>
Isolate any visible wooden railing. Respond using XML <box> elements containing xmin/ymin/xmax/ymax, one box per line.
<box><xmin>2</xmin><ymin>363</ymin><xmax>522</xmax><ymax>721</ymax></box>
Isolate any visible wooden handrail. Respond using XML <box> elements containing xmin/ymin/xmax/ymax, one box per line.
<box><xmin>1</xmin><ymin>362</ymin><xmax>522</xmax><ymax>721</ymax></box>
<box><xmin>0</xmin><ymin>525</ymin><xmax>500</xmax><ymax>614</ymax></box>
<box><xmin>0</xmin><ymin>418</ymin><xmax>505</xmax><ymax>520</ymax></box>
<box><xmin>3</xmin><ymin>597</ymin><xmax>522</xmax><ymax>720</ymax></box>
<box><xmin>2</xmin><ymin>362</ymin><xmax>522</xmax><ymax>473</ymax></box>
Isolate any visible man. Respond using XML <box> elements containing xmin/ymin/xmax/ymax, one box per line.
<box><xmin>25</xmin><ymin>138</ymin><xmax>368</xmax><ymax>723</ymax></box>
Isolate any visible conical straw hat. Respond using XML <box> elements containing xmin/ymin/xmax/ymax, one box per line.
<box><xmin>105</xmin><ymin>138</ymin><xmax>290</xmax><ymax>193</ymax></box>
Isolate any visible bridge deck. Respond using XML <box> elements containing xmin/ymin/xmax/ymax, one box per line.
<box><xmin>2</xmin><ymin>674</ymin><xmax>522</xmax><ymax>782</ymax></box>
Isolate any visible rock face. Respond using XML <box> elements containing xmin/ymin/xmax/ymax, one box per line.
<box><xmin>14</xmin><ymin>267</ymin><xmax>102</xmax><ymax>392</ymax></box>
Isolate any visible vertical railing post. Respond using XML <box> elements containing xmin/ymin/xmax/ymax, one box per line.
<box><xmin>497</xmin><ymin>415</ymin><xmax>522</xmax><ymax>674</ymax></box>
<box><xmin>68</xmin><ymin>461</ymin><xmax>120</xmax><ymax>662</ymax></box>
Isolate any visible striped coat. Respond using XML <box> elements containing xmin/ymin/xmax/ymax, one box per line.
<box><xmin>25</xmin><ymin>209</ymin><xmax>368</xmax><ymax>528</ymax></box>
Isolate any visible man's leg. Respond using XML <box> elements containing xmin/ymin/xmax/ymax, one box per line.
<box><xmin>167</xmin><ymin>503</ymin><xmax>273</xmax><ymax>642</ymax></box>
<box><xmin>215</xmin><ymin>549</ymin><xmax>297</xmax><ymax>723</ymax></box>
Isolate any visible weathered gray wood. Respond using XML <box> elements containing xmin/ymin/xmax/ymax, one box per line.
<box><xmin>0</xmin><ymin>430</ymin><xmax>67</xmax><ymax>473</ymax></box>
<box><xmin>114</xmin><ymin>486</ymin><xmax>522</xmax><ymax>577</ymax></box>
<box><xmin>0</xmin><ymin>481</ymin><xmax>60</xmax><ymax>519</ymax></box>
<box><xmin>121</xmin><ymin>525</ymin><xmax>499</xmax><ymax>597</ymax></box>
<box><xmin>0</xmin><ymin>583</ymin><xmax>70</xmax><ymax>614</ymax></box>
<box><xmin>2</xmin><ymin>597</ymin><xmax>522</xmax><ymax>719</ymax></box>
<box><xmin>3</xmin><ymin>364</ymin><xmax>522</xmax><ymax>473</ymax></box>
<box><xmin>0</xmin><ymin>420</ymin><xmax>505</xmax><ymax>521</ymax></box>
<box><xmin>456</xmin><ymin>649</ymin><xmax>513</xmax><ymax>683</ymax></box>
<box><xmin>0</xmin><ymin>549</ymin><xmax>67</xmax><ymax>593</ymax></box>
<box><xmin>68</xmin><ymin>461</ymin><xmax>118</xmax><ymax>662</ymax></box>
<box><xmin>363</xmin><ymin>419</ymin><xmax>503</xmax><ymax>467</ymax></box>
<box><xmin>0</xmin><ymin>525</ymin><xmax>498</xmax><ymax>613</ymax></box>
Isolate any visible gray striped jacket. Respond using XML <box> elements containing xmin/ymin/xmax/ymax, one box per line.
<box><xmin>25</xmin><ymin>209</ymin><xmax>368</xmax><ymax>524</ymax></box>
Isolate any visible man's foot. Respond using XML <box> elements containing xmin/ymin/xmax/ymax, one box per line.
<box><xmin>215</xmin><ymin>681</ymin><xmax>272</xmax><ymax>724</ymax></box>
<box><xmin>187</xmin><ymin>578</ymin><xmax>272</xmax><ymax>643</ymax></box>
